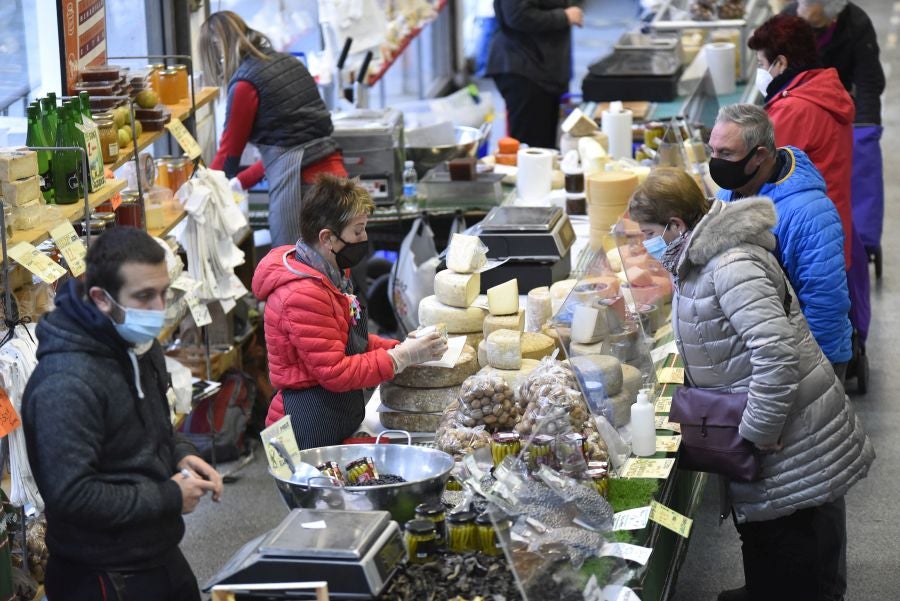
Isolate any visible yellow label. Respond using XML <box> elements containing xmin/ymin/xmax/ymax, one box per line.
<box><xmin>619</xmin><ymin>457</ymin><xmax>675</xmax><ymax>479</ymax></box>
<box><xmin>165</xmin><ymin>118</ymin><xmax>202</xmax><ymax>160</ymax></box>
<box><xmin>657</xmin><ymin>366</ymin><xmax>684</xmax><ymax>384</ymax></box>
<box><xmin>649</xmin><ymin>500</ymin><xmax>693</xmax><ymax>538</ymax></box>
<box><xmin>656</xmin><ymin>435</ymin><xmax>681</xmax><ymax>453</ymax></box>
<box><xmin>655</xmin><ymin>395</ymin><xmax>672</xmax><ymax>414</ymax></box>
<box><xmin>260</xmin><ymin>415</ymin><xmax>303</xmax><ymax>480</ymax></box>
<box><xmin>655</xmin><ymin>415</ymin><xmax>681</xmax><ymax>432</ymax></box>
<box><xmin>7</xmin><ymin>242</ymin><xmax>67</xmax><ymax>283</ymax></box>
<box><xmin>49</xmin><ymin>220</ymin><xmax>87</xmax><ymax>277</ymax></box>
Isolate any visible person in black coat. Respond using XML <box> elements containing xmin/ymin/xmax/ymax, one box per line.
<box><xmin>785</xmin><ymin>0</ymin><xmax>885</xmax><ymax>125</ymax></box>
<box><xmin>485</xmin><ymin>0</ymin><xmax>584</xmax><ymax>148</ymax></box>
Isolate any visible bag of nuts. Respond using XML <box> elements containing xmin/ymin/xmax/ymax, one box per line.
<box><xmin>435</xmin><ymin>400</ymin><xmax>494</xmax><ymax>457</ymax></box>
<box><xmin>515</xmin><ymin>358</ymin><xmax>591</xmax><ymax>437</ymax></box>
<box><xmin>456</xmin><ymin>373</ymin><xmax>518</xmax><ymax>431</ymax></box>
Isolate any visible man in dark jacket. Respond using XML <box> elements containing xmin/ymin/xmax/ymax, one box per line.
<box><xmin>485</xmin><ymin>0</ymin><xmax>583</xmax><ymax>148</ymax></box>
<box><xmin>22</xmin><ymin>227</ymin><xmax>222</xmax><ymax>601</ymax></box>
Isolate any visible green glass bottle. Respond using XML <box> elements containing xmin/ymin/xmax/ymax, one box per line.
<box><xmin>51</xmin><ymin>104</ymin><xmax>82</xmax><ymax>205</ymax></box>
<box><xmin>74</xmin><ymin>92</ymin><xmax>106</xmax><ymax>192</ymax></box>
<box><xmin>40</xmin><ymin>97</ymin><xmax>58</xmax><ymax>144</ymax></box>
<box><xmin>26</xmin><ymin>105</ymin><xmax>54</xmax><ymax>203</ymax></box>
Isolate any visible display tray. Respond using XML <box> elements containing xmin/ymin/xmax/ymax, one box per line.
<box><xmin>478</xmin><ymin>205</ymin><xmax>563</xmax><ymax>232</ymax></box>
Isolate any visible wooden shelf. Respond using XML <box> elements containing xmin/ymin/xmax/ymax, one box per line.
<box><xmin>6</xmin><ymin>178</ymin><xmax>128</xmax><ymax>249</ymax></box>
<box><xmin>148</xmin><ymin>207</ymin><xmax>187</xmax><ymax>238</ymax></box>
<box><xmin>107</xmin><ymin>87</ymin><xmax>220</xmax><ymax>171</ymax></box>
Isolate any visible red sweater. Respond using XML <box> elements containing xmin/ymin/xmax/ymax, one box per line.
<box><xmin>766</xmin><ymin>68</ymin><xmax>855</xmax><ymax>268</ymax></box>
<box><xmin>251</xmin><ymin>246</ymin><xmax>399</xmax><ymax>427</ymax></box>
<box><xmin>210</xmin><ymin>81</ymin><xmax>347</xmax><ymax>189</ymax></box>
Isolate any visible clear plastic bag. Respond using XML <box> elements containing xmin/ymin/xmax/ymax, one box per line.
<box><xmin>457</xmin><ymin>372</ymin><xmax>518</xmax><ymax>431</ymax></box>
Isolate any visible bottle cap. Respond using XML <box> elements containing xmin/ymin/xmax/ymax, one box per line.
<box><xmin>404</xmin><ymin>160</ymin><xmax>414</xmax><ymax>168</ymax></box>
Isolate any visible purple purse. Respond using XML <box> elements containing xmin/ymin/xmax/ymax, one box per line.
<box><xmin>668</xmin><ymin>387</ymin><xmax>760</xmax><ymax>482</ymax></box>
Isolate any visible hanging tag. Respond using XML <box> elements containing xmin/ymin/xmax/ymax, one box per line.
<box><xmin>165</xmin><ymin>118</ymin><xmax>203</xmax><ymax>160</ymax></box>
<box><xmin>655</xmin><ymin>394</ymin><xmax>672</xmax><ymax>414</ymax></box>
<box><xmin>649</xmin><ymin>500</ymin><xmax>693</xmax><ymax>537</ymax></box>
<box><xmin>0</xmin><ymin>388</ymin><xmax>21</xmax><ymax>437</ymax></box>
<box><xmin>612</xmin><ymin>506</ymin><xmax>651</xmax><ymax>531</ymax></box>
<box><xmin>49</xmin><ymin>220</ymin><xmax>87</xmax><ymax>277</ymax></box>
<box><xmin>656</xmin><ymin>435</ymin><xmax>681</xmax><ymax>453</ymax></box>
<box><xmin>185</xmin><ymin>288</ymin><xmax>213</xmax><ymax>327</ymax></box>
<box><xmin>170</xmin><ymin>273</ymin><xmax>198</xmax><ymax>293</ymax></box>
<box><xmin>7</xmin><ymin>242</ymin><xmax>67</xmax><ymax>284</ymax></box>
<box><xmin>600</xmin><ymin>542</ymin><xmax>653</xmax><ymax>565</ymax></box>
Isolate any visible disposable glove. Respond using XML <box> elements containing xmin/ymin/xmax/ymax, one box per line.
<box><xmin>388</xmin><ymin>332</ymin><xmax>448</xmax><ymax>374</ymax></box>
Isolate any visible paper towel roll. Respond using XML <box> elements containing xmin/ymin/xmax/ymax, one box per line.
<box><xmin>601</xmin><ymin>102</ymin><xmax>634</xmax><ymax>159</ymax></box>
<box><xmin>516</xmin><ymin>148</ymin><xmax>554</xmax><ymax>205</ymax></box>
<box><xmin>705</xmin><ymin>42</ymin><xmax>736</xmax><ymax>95</ymax></box>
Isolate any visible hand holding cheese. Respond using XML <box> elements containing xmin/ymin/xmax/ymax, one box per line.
<box><xmin>388</xmin><ymin>331</ymin><xmax>448</xmax><ymax>374</ymax></box>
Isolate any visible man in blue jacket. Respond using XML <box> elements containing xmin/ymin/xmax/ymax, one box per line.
<box><xmin>708</xmin><ymin>103</ymin><xmax>852</xmax><ymax>601</ymax></box>
<box><xmin>22</xmin><ymin>227</ymin><xmax>223</xmax><ymax>601</ymax></box>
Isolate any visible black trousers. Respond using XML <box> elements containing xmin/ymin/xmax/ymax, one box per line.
<box><xmin>735</xmin><ymin>499</ymin><xmax>844</xmax><ymax>601</ymax></box>
<box><xmin>493</xmin><ymin>73</ymin><xmax>562</xmax><ymax>149</ymax></box>
<box><xmin>44</xmin><ymin>548</ymin><xmax>200</xmax><ymax>601</ymax></box>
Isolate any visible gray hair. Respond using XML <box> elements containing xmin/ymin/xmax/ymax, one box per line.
<box><xmin>715</xmin><ymin>104</ymin><xmax>777</xmax><ymax>154</ymax></box>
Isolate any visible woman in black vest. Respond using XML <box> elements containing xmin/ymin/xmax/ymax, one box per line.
<box><xmin>200</xmin><ymin>11</ymin><xmax>347</xmax><ymax>247</ymax></box>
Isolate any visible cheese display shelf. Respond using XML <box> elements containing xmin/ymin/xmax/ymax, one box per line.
<box><xmin>5</xmin><ymin>177</ymin><xmax>127</xmax><ymax>251</ymax></box>
<box><xmin>107</xmin><ymin>86</ymin><xmax>219</xmax><ymax>171</ymax></box>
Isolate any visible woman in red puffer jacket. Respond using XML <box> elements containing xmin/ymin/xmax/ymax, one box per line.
<box><xmin>251</xmin><ymin>175</ymin><xmax>447</xmax><ymax>449</ymax></box>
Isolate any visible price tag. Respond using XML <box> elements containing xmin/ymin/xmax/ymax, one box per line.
<box><xmin>653</xmin><ymin>322</ymin><xmax>673</xmax><ymax>343</ymax></box>
<box><xmin>649</xmin><ymin>500</ymin><xmax>693</xmax><ymax>538</ymax></box>
<box><xmin>49</xmin><ymin>220</ymin><xmax>87</xmax><ymax>276</ymax></box>
<box><xmin>650</xmin><ymin>339</ymin><xmax>678</xmax><ymax>364</ymax></box>
<box><xmin>260</xmin><ymin>415</ymin><xmax>303</xmax><ymax>480</ymax></box>
<box><xmin>655</xmin><ymin>395</ymin><xmax>672</xmax><ymax>414</ymax></box>
<box><xmin>657</xmin><ymin>366</ymin><xmax>684</xmax><ymax>384</ymax></box>
<box><xmin>656</xmin><ymin>435</ymin><xmax>682</xmax><ymax>453</ymax></box>
<box><xmin>619</xmin><ymin>457</ymin><xmax>676</xmax><ymax>479</ymax></box>
<box><xmin>7</xmin><ymin>242</ymin><xmax>67</xmax><ymax>284</ymax></box>
<box><xmin>219</xmin><ymin>297</ymin><xmax>237</xmax><ymax>315</ymax></box>
<box><xmin>165</xmin><ymin>118</ymin><xmax>202</xmax><ymax>160</ymax></box>
<box><xmin>600</xmin><ymin>542</ymin><xmax>653</xmax><ymax>565</ymax></box>
<box><xmin>655</xmin><ymin>415</ymin><xmax>681</xmax><ymax>432</ymax></box>
<box><xmin>185</xmin><ymin>288</ymin><xmax>213</xmax><ymax>327</ymax></box>
<box><xmin>612</xmin><ymin>507</ymin><xmax>651</xmax><ymax>531</ymax></box>
<box><xmin>0</xmin><ymin>388</ymin><xmax>21</xmax><ymax>437</ymax></box>
<box><xmin>170</xmin><ymin>273</ymin><xmax>198</xmax><ymax>293</ymax></box>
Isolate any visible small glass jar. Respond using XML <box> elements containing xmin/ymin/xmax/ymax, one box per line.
<box><xmin>475</xmin><ymin>513</ymin><xmax>502</xmax><ymax>556</ymax></box>
<box><xmin>415</xmin><ymin>501</ymin><xmax>446</xmax><ymax>546</ymax></box>
<box><xmin>115</xmin><ymin>192</ymin><xmax>144</xmax><ymax>228</ymax></box>
<box><xmin>95</xmin><ymin>116</ymin><xmax>119</xmax><ymax>163</ymax></box>
<box><xmin>586</xmin><ymin>467</ymin><xmax>609</xmax><ymax>498</ymax></box>
<box><xmin>405</xmin><ymin>519</ymin><xmax>438</xmax><ymax>564</ymax></box>
<box><xmin>528</xmin><ymin>434</ymin><xmax>555</xmax><ymax>472</ymax></box>
<box><xmin>446</xmin><ymin>510</ymin><xmax>476</xmax><ymax>553</ymax></box>
<box><xmin>166</xmin><ymin>157</ymin><xmax>191</xmax><ymax>194</ymax></box>
<box><xmin>445</xmin><ymin>474</ymin><xmax>462</xmax><ymax>491</ymax></box>
<box><xmin>344</xmin><ymin>457</ymin><xmax>378</xmax><ymax>484</ymax></box>
<box><xmin>172</xmin><ymin>64</ymin><xmax>190</xmax><ymax>101</ymax></box>
<box><xmin>158</xmin><ymin>69</ymin><xmax>181</xmax><ymax>105</ymax></box>
<box><xmin>491</xmin><ymin>431</ymin><xmax>521</xmax><ymax>467</ymax></box>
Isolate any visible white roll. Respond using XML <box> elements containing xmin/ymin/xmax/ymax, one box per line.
<box><xmin>704</xmin><ymin>42</ymin><xmax>736</xmax><ymax>96</ymax></box>
<box><xmin>600</xmin><ymin>101</ymin><xmax>633</xmax><ymax>160</ymax></box>
<box><xmin>516</xmin><ymin>148</ymin><xmax>554</xmax><ymax>205</ymax></box>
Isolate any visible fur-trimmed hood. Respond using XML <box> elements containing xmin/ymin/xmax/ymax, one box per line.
<box><xmin>676</xmin><ymin>197</ymin><xmax>777</xmax><ymax>277</ymax></box>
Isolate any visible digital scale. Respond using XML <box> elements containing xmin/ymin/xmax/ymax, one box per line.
<box><xmin>471</xmin><ymin>206</ymin><xmax>576</xmax><ymax>291</ymax></box>
<box><xmin>331</xmin><ymin>108</ymin><xmax>405</xmax><ymax>206</ymax></box>
<box><xmin>204</xmin><ymin>509</ymin><xmax>406</xmax><ymax>599</ymax></box>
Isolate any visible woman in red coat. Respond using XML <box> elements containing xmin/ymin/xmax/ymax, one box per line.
<box><xmin>748</xmin><ymin>14</ymin><xmax>855</xmax><ymax>268</ymax></box>
<box><xmin>252</xmin><ymin>175</ymin><xmax>447</xmax><ymax>448</ymax></box>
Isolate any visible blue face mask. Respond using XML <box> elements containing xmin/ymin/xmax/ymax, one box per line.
<box><xmin>105</xmin><ymin>291</ymin><xmax>166</xmax><ymax>345</ymax></box>
<box><xmin>642</xmin><ymin>223</ymin><xmax>671</xmax><ymax>261</ymax></box>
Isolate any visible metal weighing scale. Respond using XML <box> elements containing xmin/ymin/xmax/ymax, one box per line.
<box><xmin>472</xmin><ymin>206</ymin><xmax>576</xmax><ymax>292</ymax></box>
<box><xmin>204</xmin><ymin>509</ymin><xmax>406</xmax><ymax>599</ymax></box>
<box><xmin>331</xmin><ymin>108</ymin><xmax>405</xmax><ymax>206</ymax></box>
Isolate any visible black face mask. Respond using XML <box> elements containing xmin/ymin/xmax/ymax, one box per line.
<box><xmin>708</xmin><ymin>147</ymin><xmax>761</xmax><ymax>191</ymax></box>
<box><xmin>331</xmin><ymin>231</ymin><xmax>370</xmax><ymax>270</ymax></box>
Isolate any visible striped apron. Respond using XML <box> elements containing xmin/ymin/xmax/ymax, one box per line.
<box><xmin>281</xmin><ymin>287</ymin><xmax>371</xmax><ymax>450</ymax></box>
<box><xmin>258</xmin><ymin>144</ymin><xmax>305</xmax><ymax>248</ymax></box>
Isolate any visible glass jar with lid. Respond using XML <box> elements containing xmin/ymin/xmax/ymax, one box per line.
<box><xmin>94</xmin><ymin>114</ymin><xmax>119</xmax><ymax>163</ymax></box>
<box><xmin>404</xmin><ymin>519</ymin><xmax>438</xmax><ymax>564</ymax></box>
<box><xmin>172</xmin><ymin>64</ymin><xmax>190</xmax><ymax>101</ymax></box>
<box><xmin>158</xmin><ymin>69</ymin><xmax>180</xmax><ymax>105</ymax></box>
<box><xmin>475</xmin><ymin>513</ymin><xmax>503</xmax><ymax>556</ymax></box>
<box><xmin>415</xmin><ymin>502</ymin><xmax>446</xmax><ymax>546</ymax></box>
<box><xmin>115</xmin><ymin>191</ymin><xmax>144</xmax><ymax>228</ymax></box>
<box><xmin>147</xmin><ymin>64</ymin><xmax>165</xmax><ymax>94</ymax></box>
<box><xmin>446</xmin><ymin>510</ymin><xmax>476</xmax><ymax>553</ymax></box>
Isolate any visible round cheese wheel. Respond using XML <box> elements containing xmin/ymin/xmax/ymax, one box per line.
<box><xmin>391</xmin><ymin>344</ymin><xmax>478</xmax><ymax>389</ymax></box>
<box><xmin>521</xmin><ymin>332</ymin><xmax>555</xmax><ymax>361</ymax></box>
<box><xmin>464</xmin><ymin>331</ymin><xmax>484</xmax><ymax>349</ymax></box>
<box><xmin>380</xmin><ymin>410</ymin><xmax>443</xmax><ymax>433</ymax></box>
<box><xmin>542</xmin><ymin>324</ymin><xmax>568</xmax><ymax>355</ymax></box>
<box><xmin>526</xmin><ymin>286</ymin><xmax>552</xmax><ymax>332</ymax></box>
<box><xmin>418</xmin><ymin>295</ymin><xmax>486</xmax><ymax>333</ymax></box>
<box><xmin>380</xmin><ymin>381</ymin><xmax>461</xmax><ymax>413</ymax></box>
<box><xmin>483</xmin><ymin>309</ymin><xmax>525</xmax><ymax>338</ymax></box>
<box><xmin>621</xmin><ymin>363</ymin><xmax>643</xmax><ymax>400</ymax></box>
<box><xmin>486</xmin><ymin>329</ymin><xmax>523</xmax><ymax>370</ymax></box>
<box><xmin>477</xmin><ymin>339</ymin><xmax>488</xmax><ymax>367</ymax></box>
<box><xmin>568</xmin><ymin>354</ymin><xmax>624</xmax><ymax>397</ymax></box>
<box><xmin>478</xmin><ymin>358</ymin><xmax>540</xmax><ymax>390</ymax></box>
<box><xmin>608</xmin><ymin>389</ymin><xmax>633</xmax><ymax>427</ymax></box>
<box><xmin>569</xmin><ymin>340</ymin><xmax>605</xmax><ymax>357</ymax></box>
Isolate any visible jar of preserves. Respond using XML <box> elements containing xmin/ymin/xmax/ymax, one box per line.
<box><xmin>475</xmin><ymin>513</ymin><xmax>502</xmax><ymax>556</ymax></box>
<box><xmin>415</xmin><ymin>502</ymin><xmax>446</xmax><ymax>546</ymax></box>
<box><xmin>115</xmin><ymin>191</ymin><xmax>144</xmax><ymax>228</ymax></box>
<box><xmin>491</xmin><ymin>431</ymin><xmax>521</xmax><ymax>467</ymax></box>
<box><xmin>555</xmin><ymin>432</ymin><xmax>586</xmax><ymax>474</ymax></box>
<box><xmin>158</xmin><ymin>69</ymin><xmax>181</xmax><ymax>105</ymax></box>
<box><xmin>95</xmin><ymin>115</ymin><xmax>119</xmax><ymax>163</ymax></box>
<box><xmin>172</xmin><ymin>64</ymin><xmax>190</xmax><ymax>101</ymax></box>
<box><xmin>166</xmin><ymin>157</ymin><xmax>191</xmax><ymax>194</ymax></box>
<box><xmin>344</xmin><ymin>457</ymin><xmax>378</xmax><ymax>484</ymax></box>
<box><xmin>316</xmin><ymin>461</ymin><xmax>346</xmax><ymax>485</ymax></box>
<box><xmin>586</xmin><ymin>466</ymin><xmax>609</xmax><ymax>498</ymax></box>
<box><xmin>404</xmin><ymin>519</ymin><xmax>438</xmax><ymax>564</ymax></box>
<box><xmin>147</xmin><ymin>64</ymin><xmax>165</xmax><ymax>94</ymax></box>
<box><xmin>528</xmin><ymin>434</ymin><xmax>555</xmax><ymax>472</ymax></box>
<box><xmin>446</xmin><ymin>510</ymin><xmax>476</xmax><ymax>553</ymax></box>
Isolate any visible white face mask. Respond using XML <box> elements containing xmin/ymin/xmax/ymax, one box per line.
<box><xmin>755</xmin><ymin>66</ymin><xmax>774</xmax><ymax>98</ymax></box>
<box><xmin>105</xmin><ymin>291</ymin><xmax>166</xmax><ymax>345</ymax></box>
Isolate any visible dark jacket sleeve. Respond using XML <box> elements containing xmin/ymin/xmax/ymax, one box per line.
<box><xmin>25</xmin><ymin>375</ymin><xmax>184</xmax><ymax>528</ymax></box>
<box><xmin>497</xmin><ymin>0</ymin><xmax>569</xmax><ymax>33</ymax></box>
<box><xmin>848</xmin><ymin>6</ymin><xmax>885</xmax><ymax>124</ymax></box>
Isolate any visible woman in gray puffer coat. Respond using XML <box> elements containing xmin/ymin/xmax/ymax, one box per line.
<box><xmin>629</xmin><ymin>168</ymin><xmax>874</xmax><ymax>601</ymax></box>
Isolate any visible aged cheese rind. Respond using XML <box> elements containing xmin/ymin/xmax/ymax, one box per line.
<box><xmin>521</xmin><ymin>332</ymin><xmax>555</xmax><ymax>361</ymax></box>
<box><xmin>0</xmin><ymin>151</ymin><xmax>38</xmax><ymax>182</ymax></box>
<box><xmin>478</xmin><ymin>358</ymin><xmax>541</xmax><ymax>390</ymax></box>
<box><xmin>418</xmin><ymin>295</ymin><xmax>487</xmax><ymax>333</ymax></box>
<box><xmin>486</xmin><ymin>329</ymin><xmax>523</xmax><ymax>370</ymax></box>
<box><xmin>483</xmin><ymin>309</ymin><xmax>525</xmax><ymax>338</ymax></box>
<box><xmin>568</xmin><ymin>354</ymin><xmax>624</xmax><ymax>396</ymax></box>
<box><xmin>391</xmin><ymin>344</ymin><xmax>478</xmax><ymax>388</ymax></box>
<box><xmin>380</xmin><ymin>382</ymin><xmax>462</xmax><ymax>413</ymax></box>
<box><xmin>380</xmin><ymin>409</ymin><xmax>443</xmax><ymax>433</ymax></box>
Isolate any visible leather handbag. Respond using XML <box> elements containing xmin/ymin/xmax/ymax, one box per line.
<box><xmin>668</xmin><ymin>386</ymin><xmax>760</xmax><ymax>482</ymax></box>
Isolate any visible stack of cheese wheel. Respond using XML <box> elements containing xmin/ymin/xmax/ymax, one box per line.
<box><xmin>586</xmin><ymin>171</ymin><xmax>639</xmax><ymax>251</ymax></box>
<box><xmin>380</xmin><ymin>343</ymin><xmax>479</xmax><ymax>432</ymax></box>
<box><xmin>568</xmin><ymin>354</ymin><xmax>642</xmax><ymax>427</ymax></box>
<box><xmin>419</xmin><ymin>233</ymin><xmax>488</xmax><ymax>348</ymax></box>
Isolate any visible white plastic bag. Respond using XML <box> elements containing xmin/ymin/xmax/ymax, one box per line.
<box><xmin>165</xmin><ymin>356</ymin><xmax>194</xmax><ymax>415</ymax></box>
<box><xmin>389</xmin><ymin>216</ymin><xmax>438</xmax><ymax>335</ymax></box>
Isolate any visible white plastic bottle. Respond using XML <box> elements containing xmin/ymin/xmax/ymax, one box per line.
<box><xmin>631</xmin><ymin>389</ymin><xmax>656</xmax><ymax>457</ymax></box>
<box><xmin>401</xmin><ymin>160</ymin><xmax>418</xmax><ymax>211</ymax></box>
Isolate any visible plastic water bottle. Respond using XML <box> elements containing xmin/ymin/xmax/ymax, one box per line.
<box><xmin>402</xmin><ymin>160</ymin><xmax>418</xmax><ymax>211</ymax></box>
<box><xmin>631</xmin><ymin>389</ymin><xmax>656</xmax><ymax>457</ymax></box>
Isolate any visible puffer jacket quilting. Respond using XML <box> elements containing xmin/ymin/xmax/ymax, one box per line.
<box><xmin>672</xmin><ymin>198</ymin><xmax>874</xmax><ymax>523</ymax></box>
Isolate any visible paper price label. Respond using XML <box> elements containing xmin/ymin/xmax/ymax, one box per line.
<box><xmin>656</xmin><ymin>435</ymin><xmax>682</xmax><ymax>453</ymax></box>
<box><xmin>170</xmin><ymin>273</ymin><xmax>198</xmax><ymax>292</ymax></box>
<box><xmin>0</xmin><ymin>388</ymin><xmax>21</xmax><ymax>438</ymax></box>
<box><xmin>655</xmin><ymin>415</ymin><xmax>681</xmax><ymax>432</ymax></box>
<box><xmin>49</xmin><ymin>221</ymin><xmax>87</xmax><ymax>276</ymax></box>
<box><xmin>185</xmin><ymin>289</ymin><xmax>213</xmax><ymax>327</ymax></box>
<box><xmin>600</xmin><ymin>542</ymin><xmax>653</xmax><ymax>565</ymax></box>
<box><xmin>620</xmin><ymin>457</ymin><xmax>675</xmax><ymax>479</ymax></box>
<box><xmin>657</xmin><ymin>366</ymin><xmax>684</xmax><ymax>384</ymax></box>
<box><xmin>260</xmin><ymin>415</ymin><xmax>302</xmax><ymax>479</ymax></box>
<box><xmin>613</xmin><ymin>506</ymin><xmax>651</xmax><ymax>531</ymax></box>
<box><xmin>653</xmin><ymin>323</ymin><xmax>673</xmax><ymax>343</ymax></box>
<box><xmin>165</xmin><ymin>118</ymin><xmax>202</xmax><ymax>160</ymax></box>
<box><xmin>655</xmin><ymin>395</ymin><xmax>672</xmax><ymax>414</ymax></box>
<box><xmin>649</xmin><ymin>500</ymin><xmax>693</xmax><ymax>538</ymax></box>
<box><xmin>7</xmin><ymin>242</ymin><xmax>67</xmax><ymax>284</ymax></box>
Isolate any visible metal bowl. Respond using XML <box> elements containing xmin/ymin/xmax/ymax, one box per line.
<box><xmin>269</xmin><ymin>433</ymin><xmax>454</xmax><ymax>523</ymax></box>
<box><xmin>405</xmin><ymin>125</ymin><xmax>485</xmax><ymax>178</ymax></box>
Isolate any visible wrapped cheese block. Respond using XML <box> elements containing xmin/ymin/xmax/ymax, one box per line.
<box><xmin>446</xmin><ymin>233</ymin><xmax>487</xmax><ymax>273</ymax></box>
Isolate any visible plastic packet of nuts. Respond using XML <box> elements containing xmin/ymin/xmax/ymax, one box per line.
<box><xmin>456</xmin><ymin>372</ymin><xmax>518</xmax><ymax>431</ymax></box>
